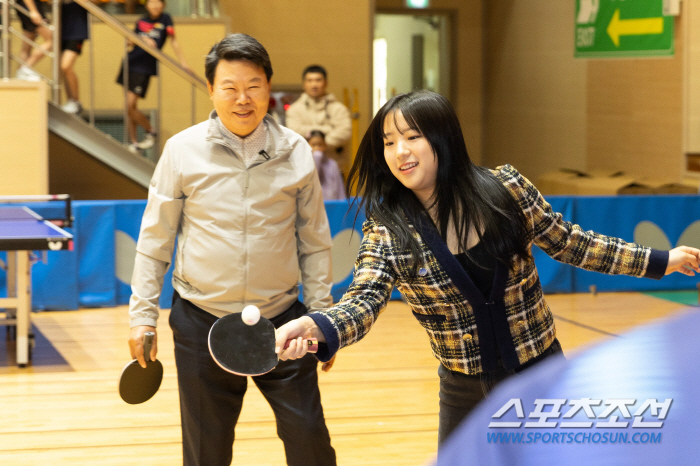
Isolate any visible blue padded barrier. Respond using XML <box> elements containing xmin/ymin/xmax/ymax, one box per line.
<box><xmin>115</xmin><ymin>201</ymin><xmax>147</xmax><ymax>304</ymax></box>
<box><xmin>573</xmin><ymin>195</ymin><xmax>700</xmax><ymax>292</ymax></box>
<box><xmin>76</xmin><ymin>202</ymin><xmax>117</xmax><ymax>307</ymax></box>
<box><xmin>4</xmin><ymin>195</ymin><xmax>699</xmax><ymax>311</ymax></box>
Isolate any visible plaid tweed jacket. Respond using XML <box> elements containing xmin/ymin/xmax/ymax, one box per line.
<box><xmin>309</xmin><ymin>165</ymin><xmax>668</xmax><ymax>375</ymax></box>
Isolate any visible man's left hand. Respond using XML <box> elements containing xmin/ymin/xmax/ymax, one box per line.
<box><xmin>321</xmin><ymin>354</ymin><xmax>336</xmax><ymax>372</ymax></box>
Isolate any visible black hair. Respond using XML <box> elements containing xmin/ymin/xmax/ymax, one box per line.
<box><xmin>302</xmin><ymin>65</ymin><xmax>327</xmax><ymax>80</ymax></box>
<box><xmin>205</xmin><ymin>33</ymin><xmax>273</xmax><ymax>85</ymax></box>
<box><xmin>347</xmin><ymin>90</ymin><xmax>530</xmax><ymax>274</ymax></box>
<box><xmin>307</xmin><ymin>130</ymin><xmax>326</xmax><ymax>141</ymax></box>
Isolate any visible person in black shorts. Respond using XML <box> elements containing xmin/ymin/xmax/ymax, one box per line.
<box><xmin>116</xmin><ymin>0</ymin><xmax>190</xmax><ymax>153</ymax></box>
<box><xmin>59</xmin><ymin>0</ymin><xmax>95</xmax><ymax>114</ymax></box>
<box><xmin>15</xmin><ymin>0</ymin><xmax>53</xmax><ymax>81</ymax></box>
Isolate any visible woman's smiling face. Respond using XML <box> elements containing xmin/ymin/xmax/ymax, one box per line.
<box><xmin>382</xmin><ymin>110</ymin><xmax>438</xmax><ymax>206</ymax></box>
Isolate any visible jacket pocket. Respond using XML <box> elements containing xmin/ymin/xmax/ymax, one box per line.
<box><xmin>522</xmin><ymin>278</ymin><xmax>542</xmax><ymax>303</ymax></box>
<box><xmin>176</xmin><ymin>224</ymin><xmax>245</xmax><ymax>298</ymax></box>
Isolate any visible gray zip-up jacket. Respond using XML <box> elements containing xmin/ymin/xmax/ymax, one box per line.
<box><xmin>129</xmin><ymin>112</ymin><xmax>333</xmax><ymax>328</ymax></box>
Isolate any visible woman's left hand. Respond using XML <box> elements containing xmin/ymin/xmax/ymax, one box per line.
<box><xmin>666</xmin><ymin>246</ymin><xmax>700</xmax><ymax>276</ymax></box>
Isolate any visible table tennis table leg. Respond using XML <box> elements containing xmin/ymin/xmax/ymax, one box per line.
<box><xmin>5</xmin><ymin>252</ymin><xmax>17</xmax><ymax>339</ymax></box>
<box><xmin>9</xmin><ymin>251</ymin><xmax>31</xmax><ymax>367</ymax></box>
<box><xmin>17</xmin><ymin>251</ymin><xmax>31</xmax><ymax>367</ymax></box>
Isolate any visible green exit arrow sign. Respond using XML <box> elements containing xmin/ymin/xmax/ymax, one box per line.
<box><xmin>575</xmin><ymin>0</ymin><xmax>674</xmax><ymax>58</ymax></box>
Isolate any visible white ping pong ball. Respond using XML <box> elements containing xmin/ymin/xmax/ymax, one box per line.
<box><xmin>241</xmin><ymin>305</ymin><xmax>260</xmax><ymax>326</ymax></box>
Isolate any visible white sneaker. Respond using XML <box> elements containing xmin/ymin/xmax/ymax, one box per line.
<box><xmin>61</xmin><ymin>100</ymin><xmax>82</xmax><ymax>115</ymax></box>
<box><xmin>16</xmin><ymin>65</ymin><xmax>41</xmax><ymax>82</ymax></box>
<box><xmin>137</xmin><ymin>132</ymin><xmax>156</xmax><ymax>149</ymax></box>
<box><xmin>127</xmin><ymin>143</ymin><xmax>140</xmax><ymax>154</ymax></box>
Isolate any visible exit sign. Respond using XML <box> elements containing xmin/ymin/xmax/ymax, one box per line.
<box><xmin>575</xmin><ymin>0</ymin><xmax>674</xmax><ymax>58</ymax></box>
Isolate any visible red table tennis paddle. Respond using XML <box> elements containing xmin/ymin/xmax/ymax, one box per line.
<box><xmin>208</xmin><ymin>313</ymin><xmax>318</xmax><ymax>376</ymax></box>
<box><xmin>119</xmin><ymin>331</ymin><xmax>163</xmax><ymax>404</ymax></box>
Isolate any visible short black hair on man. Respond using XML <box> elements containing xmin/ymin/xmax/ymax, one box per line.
<box><xmin>302</xmin><ymin>65</ymin><xmax>327</xmax><ymax>80</ymax></box>
<box><xmin>205</xmin><ymin>33</ymin><xmax>273</xmax><ymax>85</ymax></box>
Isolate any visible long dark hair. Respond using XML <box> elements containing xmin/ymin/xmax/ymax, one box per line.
<box><xmin>347</xmin><ymin>90</ymin><xmax>530</xmax><ymax>273</ymax></box>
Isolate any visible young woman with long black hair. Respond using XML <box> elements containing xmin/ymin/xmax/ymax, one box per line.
<box><xmin>275</xmin><ymin>90</ymin><xmax>700</xmax><ymax>445</ymax></box>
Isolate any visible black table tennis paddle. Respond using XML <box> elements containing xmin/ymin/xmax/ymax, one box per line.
<box><xmin>208</xmin><ymin>313</ymin><xmax>317</xmax><ymax>376</ymax></box>
<box><xmin>119</xmin><ymin>331</ymin><xmax>163</xmax><ymax>404</ymax></box>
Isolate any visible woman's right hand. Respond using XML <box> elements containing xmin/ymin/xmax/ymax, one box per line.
<box><xmin>275</xmin><ymin>316</ymin><xmax>324</xmax><ymax>360</ymax></box>
<box><xmin>666</xmin><ymin>246</ymin><xmax>700</xmax><ymax>276</ymax></box>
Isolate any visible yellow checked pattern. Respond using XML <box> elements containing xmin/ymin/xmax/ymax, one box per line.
<box><xmin>319</xmin><ymin>165</ymin><xmax>659</xmax><ymax>375</ymax></box>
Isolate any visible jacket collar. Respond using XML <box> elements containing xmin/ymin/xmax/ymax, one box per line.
<box><xmin>206</xmin><ymin>110</ymin><xmax>293</xmax><ymax>160</ymax></box>
<box><xmin>300</xmin><ymin>92</ymin><xmax>338</xmax><ymax>108</ymax></box>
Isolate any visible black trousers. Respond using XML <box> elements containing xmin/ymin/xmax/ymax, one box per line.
<box><xmin>437</xmin><ymin>338</ymin><xmax>565</xmax><ymax>446</ymax></box>
<box><xmin>169</xmin><ymin>292</ymin><xmax>337</xmax><ymax>466</ymax></box>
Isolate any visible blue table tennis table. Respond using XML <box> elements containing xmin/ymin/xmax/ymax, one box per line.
<box><xmin>0</xmin><ymin>196</ymin><xmax>73</xmax><ymax>367</ymax></box>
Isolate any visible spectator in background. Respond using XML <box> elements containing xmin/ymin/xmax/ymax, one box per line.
<box><xmin>60</xmin><ymin>0</ymin><xmax>94</xmax><ymax>114</ymax></box>
<box><xmin>307</xmin><ymin>130</ymin><xmax>346</xmax><ymax>201</ymax></box>
<box><xmin>116</xmin><ymin>0</ymin><xmax>190</xmax><ymax>153</ymax></box>
<box><xmin>15</xmin><ymin>0</ymin><xmax>53</xmax><ymax>81</ymax></box>
<box><xmin>286</xmin><ymin>65</ymin><xmax>352</xmax><ymax>175</ymax></box>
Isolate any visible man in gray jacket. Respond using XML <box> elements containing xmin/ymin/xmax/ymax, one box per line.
<box><xmin>285</xmin><ymin>65</ymin><xmax>352</xmax><ymax>175</ymax></box>
<box><xmin>128</xmin><ymin>33</ymin><xmax>337</xmax><ymax>466</ymax></box>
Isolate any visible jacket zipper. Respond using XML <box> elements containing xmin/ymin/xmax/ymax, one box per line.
<box><xmin>242</xmin><ymin>169</ymin><xmax>250</xmax><ymax>305</ymax></box>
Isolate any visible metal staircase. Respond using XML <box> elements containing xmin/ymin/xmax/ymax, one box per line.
<box><xmin>48</xmin><ymin>101</ymin><xmax>156</xmax><ymax>188</ymax></box>
<box><xmin>1</xmin><ymin>0</ymin><xmax>210</xmax><ymax>190</ymax></box>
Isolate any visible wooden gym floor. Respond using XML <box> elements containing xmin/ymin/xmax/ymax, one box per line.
<box><xmin>0</xmin><ymin>292</ymin><xmax>692</xmax><ymax>465</ymax></box>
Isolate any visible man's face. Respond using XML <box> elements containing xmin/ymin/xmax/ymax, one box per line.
<box><xmin>207</xmin><ymin>60</ymin><xmax>271</xmax><ymax>137</ymax></box>
<box><xmin>303</xmin><ymin>72</ymin><xmax>327</xmax><ymax>98</ymax></box>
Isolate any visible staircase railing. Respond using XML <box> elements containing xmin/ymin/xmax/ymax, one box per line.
<box><xmin>1</xmin><ymin>0</ymin><xmax>209</xmax><ymax>160</ymax></box>
<box><xmin>76</xmin><ymin>0</ymin><xmax>208</xmax><ymax>153</ymax></box>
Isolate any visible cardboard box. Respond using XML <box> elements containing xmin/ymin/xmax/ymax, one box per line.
<box><xmin>537</xmin><ymin>169</ymin><xmax>700</xmax><ymax>196</ymax></box>
<box><xmin>538</xmin><ymin>168</ymin><xmax>634</xmax><ymax>195</ymax></box>
<box><xmin>572</xmin><ymin>175</ymin><xmax>638</xmax><ymax>195</ymax></box>
<box><xmin>618</xmin><ymin>177</ymin><xmax>700</xmax><ymax>195</ymax></box>
<box><xmin>617</xmin><ymin>179</ymin><xmax>663</xmax><ymax>195</ymax></box>
<box><xmin>680</xmin><ymin>177</ymin><xmax>700</xmax><ymax>193</ymax></box>
<box><xmin>536</xmin><ymin>170</ymin><xmax>582</xmax><ymax>195</ymax></box>
<box><xmin>654</xmin><ymin>178</ymin><xmax>700</xmax><ymax>194</ymax></box>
